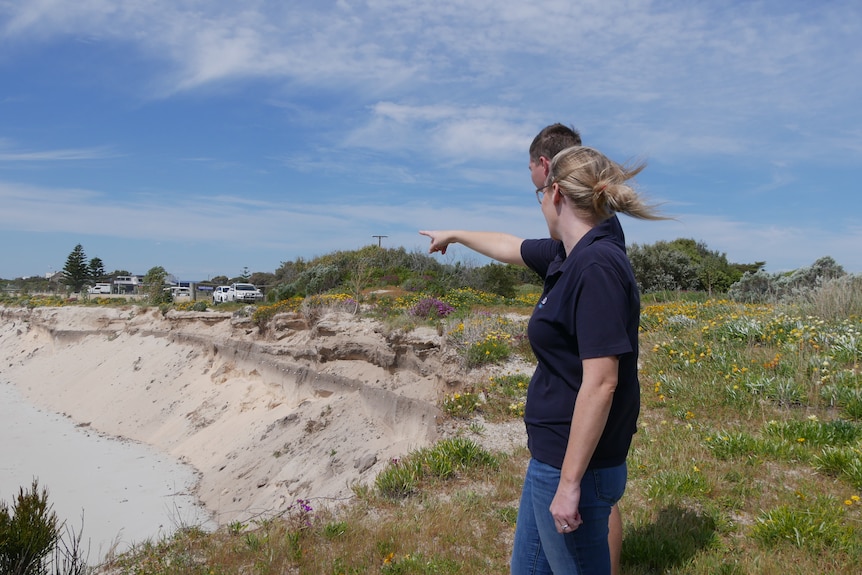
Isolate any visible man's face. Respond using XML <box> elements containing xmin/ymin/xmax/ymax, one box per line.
<box><xmin>529</xmin><ymin>156</ymin><xmax>548</xmax><ymax>189</ymax></box>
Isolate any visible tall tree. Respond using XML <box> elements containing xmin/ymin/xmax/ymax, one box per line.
<box><xmin>629</xmin><ymin>238</ymin><xmax>757</xmax><ymax>293</ymax></box>
<box><xmin>62</xmin><ymin>244</ymin><xmax>90</xmax><ymax>292</ymax></box>
<box><xmin>88</xmin><ymin>257</ymin><xmax>106</xmax><ymax>282</ymax></box>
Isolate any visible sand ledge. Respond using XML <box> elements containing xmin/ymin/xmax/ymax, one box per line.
<box><xmin>0</xmin><ymin>305</ymin><xmax>527</xmax><ymax>526</ymax></box>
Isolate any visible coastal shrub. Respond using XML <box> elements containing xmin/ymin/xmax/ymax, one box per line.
<box><xmin>797</xmin><ymin>273</ymin><xmax>862</xmax><ymax>320</ymax></box>
<box><xmin>441</xmin><ymin>287</ymin><xmax>501</xmax><ymax>309</ymax></box>
<box><xmin>629</xmin><ymin>238</ymin><xmax>747</xmax><ymax>293</ymax></box>
<box><xmin>728</xmin><ymin>256</ymin><xmax>847</xmax><ymax>304</ymax></box>
<box><xmin>302</xmin><ymin>293</ymin><xmax>358</xmax><ymax>318</ymax></box>
<box><xmin>252</xmin><ymin>297</ymin><xmax>304</xmax><ymax>329</ymax></box>
<box><xmin>290</xmin><ymin>264</ymin><xmax>342</xmax><ymax>296</ymax></box>
<box><xmin>143</xmin><ymin>266</ymin><xmax>172</xmax><ymax>305</ymax></box>
<box><xmin>409</xmin><ymin>297</ymin><xmax>455</xmax><ymax>319</ymax></box>
<box><xmin>476</xmin><ymin>263</ymin><xmax>518</xmax><ymax>298</ymax></box>
<box><xmin>629</xmin><ymin>243</ymin><xmax>699</xmax><ymax>292</ymax></box>
<box><xmin>401</xmin><ymin>275</ymin><xmax>432</xmax><ymax>293</ymax></box>
<box><xmin>0</xmin><ymin>480</ymin><xmax>58</xmax><ymax>575</ymax></box>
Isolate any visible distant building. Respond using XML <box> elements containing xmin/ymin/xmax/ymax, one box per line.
<box><xmin>114</xmin><ymin>275</ymin><xmax>142</xmax><ymax>294</ymax></box>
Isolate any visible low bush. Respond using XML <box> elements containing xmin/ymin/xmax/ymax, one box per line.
<box><xmin>0</xmin><ymin>480</ymin><xmax>87</xmax><ymax>575</ymax></box>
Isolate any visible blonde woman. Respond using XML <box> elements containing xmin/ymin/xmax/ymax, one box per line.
<box><xmin>420</xmin><ymin>145</ymin><xmax>663</xmax><ymax>574</ymax></box>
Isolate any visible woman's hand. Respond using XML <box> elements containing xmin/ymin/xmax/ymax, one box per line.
<box><xmin>418</xmin><ymin>230</ymin><xmax>455</xmax><ymax>255</ymax></box>
<box><xmin>550</xmin><ymin>479</ymin><xmax>583</xmax><ymax>534</ymax></box>
<box><xmin>418</xmin><ymin>230</ymin><xmax>526</xmax><ymax>266</ymax></box>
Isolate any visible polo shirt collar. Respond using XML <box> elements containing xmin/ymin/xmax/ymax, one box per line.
<box><xmin>545</xmin><ymin>218</ymin><xmax>620</xmax><ymax>277</ymax></box>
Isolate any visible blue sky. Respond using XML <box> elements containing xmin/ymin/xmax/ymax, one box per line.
<box><xmin>1</xmin><ymin>1</ymin><xmax>860</xmax><ymax>281</ymax></box>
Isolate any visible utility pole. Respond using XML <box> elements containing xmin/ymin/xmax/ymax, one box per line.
<box><xmin>372</xmin><ymin>235</ymin><xmax>388</xmax><ymax>247</ymax></box>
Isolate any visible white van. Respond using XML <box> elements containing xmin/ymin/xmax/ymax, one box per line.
<box><xmin>87</xmin><ymin>283</ymin><xmax>112</xmax><ymax>295</ymax></box>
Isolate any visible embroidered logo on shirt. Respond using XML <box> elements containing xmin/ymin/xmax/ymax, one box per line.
<box><xmin>538</xmin><ymin>296</ymin><xmax>547</xmax><ymax>309</ymax></box>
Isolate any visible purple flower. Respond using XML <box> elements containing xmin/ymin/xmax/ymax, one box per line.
<box><xmin>410</xmin><ymin>297</ymin><xmax>455</xmax><ymax>318</ymax></box>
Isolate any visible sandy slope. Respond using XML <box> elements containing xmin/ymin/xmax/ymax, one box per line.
<box><xmin>0</xmin><ymin>305</ymin><xmax>526</xmax><ymax>526</ymax></box>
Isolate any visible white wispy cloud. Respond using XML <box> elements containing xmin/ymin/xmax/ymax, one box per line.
<box><xmin>0</xmin><ymin>143</ymin><xmax>116</xmax><ymax>161</ymax></box>
<box><xmin>3</xmin><ymin>1</ymin><xmax>859</xmax><ymax>158</ymax></box>
<box><xmin>345</xmin><ymin>103</ymin><xmax>539</xmax><ymax>164</ymax></box>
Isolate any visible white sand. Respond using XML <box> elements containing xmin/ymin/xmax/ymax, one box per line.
<box><xmin>0</xmin><ymin>304</ymin><xmax>526</xmax><ymax>561</ymax></box>
<box><xmin>0</xmin><ymin>382</ymin><xmax>214</xmax><ymax>563</ymax></box>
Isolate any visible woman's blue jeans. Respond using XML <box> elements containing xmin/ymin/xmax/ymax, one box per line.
<box><xmin>511</xmin><ymin>458</ymin><xmax>627</xmax><ymax>575</ymax></box>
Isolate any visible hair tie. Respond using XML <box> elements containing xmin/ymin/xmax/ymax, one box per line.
<box><xmin>595</xmin><ymin>183</ymin><xmax>608</xmax><ymax>194</ymax></box>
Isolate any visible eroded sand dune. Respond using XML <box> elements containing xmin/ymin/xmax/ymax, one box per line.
<box><xmin>0</xmin><ymin>305</ymin><xmax>492</xmax><ymax>525</ymax></box>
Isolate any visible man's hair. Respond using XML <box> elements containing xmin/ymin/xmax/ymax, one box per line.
<box><xmin>529</xmin><ymin>123</ymin><xmax>582</xmax><ymax>162</ymax></box>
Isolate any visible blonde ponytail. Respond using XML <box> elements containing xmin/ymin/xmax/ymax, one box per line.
<box><xmin>550</xmin><ymin>147</ymin><xmax>665</xmax><ymax>221</ymax></box>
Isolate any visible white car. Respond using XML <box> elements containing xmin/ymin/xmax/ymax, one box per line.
<box><xmin>213</xmin><ymin>286</ymin><xmax>231</xmax><ymax>304</ymax></box>
<box><xmin>164</xmin><ymin>286</ymin><xmax>192</xmax><ymax>300</ymax></box>
<box><xmin>171</xmin><ymin>287</ymin><xmax>192</xmax><ymax>300</ymax></box>
<box><xmin>227</xmin><ymin>283</ymin><xmax>263</xmax><ymax>303</ymax></box>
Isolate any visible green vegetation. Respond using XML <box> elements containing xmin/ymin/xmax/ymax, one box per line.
<box><xmin>374</xmin><ymin>438</ymin><xmax>499</xmax><ymax>499</ymax></box>
<box><xmin>3</xmin><ymin>245</ymin><xmax>862</xmax><ymax>573</ymax></box>
<box><xmin>79</xmin><ymin>273</ymin><xmax>862</xmax><ymax>574</ymax></box>
<box><xmin>0</xmin><ymin>480</ymin><xmax>86</xmax><ymax>575</ymax></box>
<box><xmin>628</xmin><ymin>238</ymin><xmax>763</xmax><ymax>295</ymax></box>
<box><xmin>60</xmin><ymin>244</ymin><xmax>90</xmax><ymax>293</ymax></box>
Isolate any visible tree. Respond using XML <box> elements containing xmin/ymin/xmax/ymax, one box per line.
<box><xmin>628</xmin><ymin>242</ymin><xmax>699</xmax><ymax>292</ymax></box>
<box><xmin>628</xmin><ymin>238</ymin><xmax>757</xmax><ymax>294</ymax></box>
<box><xmin>88</xmin><ymin>257</ymin><xmax>106</xmax><ymax>282</ymax></box>
<box><xmin>61</xmin><ymin>245</ymin><xmax>90</xmax><ymax>292</ymax></box>
<box><xmin>143</xmin><ymin>266</ymin><xmax>171</xmax><ymax>304</ymax></box>
<box><xmin>730</xmin><ymin>261</ymin><xmax>765</xmax><ymax>276</ymax></box>
<box><xmin>274</xmin><ymin>258</ymin><xmax>308</xmax><ymax>285</ymax></box>
<box><xmin>698</xmin><ymin>253</ymin><xmax>726</xmax><ymax>296</ymax></box>
<box><xmin>666</xmin><ymin>239</ymin><xmax>743</xmax><ymax>293</ymax></box>
<box><xmin>249</xmin><ymin>271</ymin><xmax>275</xmax><ymax>288</ymax></box>
<box><xmin>478</xmin><ymin>263</ymin><xmax>518</xmax><ymax>298</ymax></box>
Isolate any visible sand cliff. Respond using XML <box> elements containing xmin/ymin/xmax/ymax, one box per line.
<box><xmin>0</xmin><ymin>305</ymin><xmax>526</xmax><ymax>526</ymax></box>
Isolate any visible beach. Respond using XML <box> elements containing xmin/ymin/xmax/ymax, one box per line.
<box><xmin>0</xmin><ymin>382</ymin><xmax>213</xmax><ymax>562</ymax></box>
<box><xmin>0</xmin><ymin>304</ymin><xmax>526</xmax><ymax>561</ymax></box>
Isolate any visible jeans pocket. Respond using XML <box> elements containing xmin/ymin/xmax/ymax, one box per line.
<box><xmin>589</xmin><ymin>463</ymin><xmax>627</xmax><ymax>506</ymax></box>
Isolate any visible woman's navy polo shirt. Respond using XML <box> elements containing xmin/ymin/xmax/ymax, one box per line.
<box><xmin>520</xmin><ymin>216</ymin><xmax>640</xmax><ymax>470</ymax></box>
